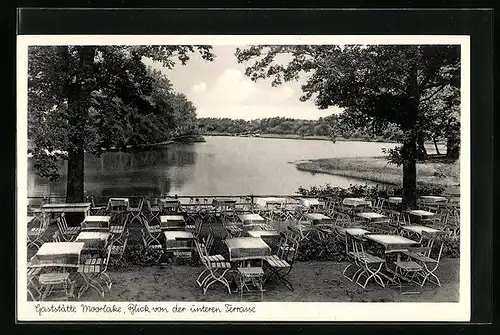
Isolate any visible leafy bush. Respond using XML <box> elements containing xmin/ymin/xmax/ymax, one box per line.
<box><xmin>297</xmin><ymin>183</ymin><xmax>445</xmax><ymax>200</ymax></box>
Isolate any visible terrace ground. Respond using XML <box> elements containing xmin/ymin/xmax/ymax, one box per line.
<box><xmin>78</xmin><ymin>258</ymin><xmax>460</xmax><ymax>302</ymax></box>
<box><xmin>29</xmin><ymin>219</ymin><xmax>460</xmax><ymax>303</ymax></box>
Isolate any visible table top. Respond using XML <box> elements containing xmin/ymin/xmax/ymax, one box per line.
<box><xmin>343</xmin><ymin>198</ymin><xmax>372</xmax><ymax>207</ymax></box>
<box><xmin>305</xmin><ymin>213</ymin><xmax>331</xmax><ymax>221</ymax></box>
<box><xmin>83</xmin><ymin>216</ymin><xmax>111</xmax><ymax>223</ymax></box>
<box><xmin>255</xmin><ymin>197</ymin><xmax>288</xmax><ymax>208</ymax></box>
<box><xmin>247</xmin><ymin>230</ymin><xmax>280</xmax><ymax>238</ymax></box>
<box><xmin>109</xmin><ymin>198</ymin><xmax>129</xmax><ymax>202</ymax></box>
<box><xmin>238</xmin><ymin>213</ymin><xmax>265</xmax><ymax>222</ymax></box>
<box><xmin>402</xmin><ymin>225</ymin><xmax>444</xmax><ymax>234</ymax></box>
<box><xmin>160</xmin><ymin>215</ymin><xmax>186</xmax><ymax>222</ymax></box>
<box><xmin>299</xmin><ymin>198</ymin><xmax>321</xmax><ymax>206</ymax></box>
<box><xmin>76</xmin><ymin>231</ymin><xmax>111</xmax><ymax>241</ymax></box>
<box><xmin>36</xmin><ymin>242</ymin><xmax>85</xmax><ymax>256</ymax></box>
<box><xmin>225</xmin><ymin>237</ymin><xmax>270</xmax><ymax>250</ymax></box>
<box><xmin>364</xmin><ymin>234</ymin><xmax>420</xmax><ymax>247</ymax></box>
<box><xmin>419</xmin><ymin>195</ymin><xmax>448</xmax><ymax>203</ymax></box>
<box><xmin>160</xmin><ymin>198</ymin><xmax>180</xmax><ymax>203</ymax></box>
<box><xmin>407</xmin><ymin>210</ymin><xmax>435</xmax><ymax>217</ymax></box>
<box><xmin>164</xmin><ymin>231</ymin><xmax>195</xmax><ymax>240</ymax></box>
<box><xmin>357</xmin><ymin>212</ymin><xmax>387</xmax><ymax>220</ymax></box>
<box><xmin>388</xmin><ymin>197</ymin><xmax>402</xmax><ymax>203</ymax></box>
<box><xmin>42</xmin><ymin>203</ymin><xmax>91</xmax><ymax>209</ymax></box>
<box><xmin>344</xmin><ymin>228</ymin><xmax>371</xmax><ymax>236</ymax></box>
<box><xmin>27</xmin><ymin>216</ymin><xmax>35</xmax><ymax>223</ymax></box>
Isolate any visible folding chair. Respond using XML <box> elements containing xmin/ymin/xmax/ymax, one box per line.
<box><xmin>185</xmin><ymin>215</ymin><xmax>203</xmax><ymax>238</ymax></box>
<box><xmin>78</xmin><ymin>243</ymin><xmax>113</xmax><ymax>299</ymax></box>
<box><xmin>110</xmin><ymin>229</ymin><xmax>130</xmax><ymax>258</ymax></box>
<box><xmin>184</xmin><ymin>197</ymin><xmax>201</xmax><ymax>225</ymax></box>
<box><xmin>140</xmin><ymin>227</ymin><xmax>163</xmax><ymax>253</ymax></box>
<box><xmin>373</xmin><ymin>198</ymin><xmax>386</xmax><ymax>213</ymax></box>
<box><xmin>262</xmin><ymin>233</ymin><xmax>299</xmax><ymax>290</ymax></box>
<box><xmin>194</xmin><ymin>240</ymin><xmax>232</xmax><ymax>295</ymax></box>
<box><xmin>56</xmin><ymin>213</ymin><xmax>81</xmax><ymax>242</ymax></box>
<box><xmin>129</xmin><ymin>197</ymin><xmax>145</xmax><ymax>225</ymax></box>
<box><xmin>341</xmin><ymin>232</ymin><xmax>367</xmax><ymax>282</ymax></box>
<box><xmin>88</xmin><ymin>195</ymin><xmax>106</xmax><ymax>215</ymax></box>
<box><xmin>393</xmin><ymin>258</ymin><xmax>424</xmax><ymax>294</ymax></box>
<box><xmin>221</xmin><ymin>215</ymin><xmax>243</xmax><ymax>238</ymax></box>
<box><xmin>238</xmin><ymin>267</ymin><xmax>264</xmax><ymax>301</ymax></box>
<box><xmin>27</xmin><ymin>267</ymin><xmax>42</xmax><ymax>301</ymax></box>
<box><xmin>403</xmin><ymin>231</ymin><xmax>445</xmax><ymax>287</ymax></box>
<box><xmin>351</xmin><ymin>236</ymin><xmax>386</xmax><ymax>289</ymax></box>
<box><xmin>38</xmin><ymin>272</ymin><xmax>76</xmax><ymax>301</ymax></box>
<box><xmin>202</xmin><ymin>227</ymin><xmax>216</xmax><ymax>254</ymax></box>
<box><xmin>27</xmin><ymin>215</ymin><xmax>49</xmax><ymax>251</ymax></box>
<box><xmin>145</xmin><ymin>197</ymin><xmax>161</xmax><ymax>225</ymax></box>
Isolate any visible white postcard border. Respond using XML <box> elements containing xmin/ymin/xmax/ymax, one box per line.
<box><xmin>17</xmin><ymin>34</ymin><xmax>471</xmax><ymax>322</ymax></box>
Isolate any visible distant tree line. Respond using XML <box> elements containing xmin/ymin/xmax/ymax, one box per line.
<box><xmin>197</xmin><ymin>115</ymin><xmax>406</xmax><ymax>142</ymax></box>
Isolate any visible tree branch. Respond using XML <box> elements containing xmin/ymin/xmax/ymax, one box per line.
<box><xmin>419</xmin><ymin>84</ymin><xmax>447</xmax><ymax>103</ymax></box>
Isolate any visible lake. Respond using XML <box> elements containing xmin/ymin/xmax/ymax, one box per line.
<box><xmin>27</xmin><ymin>136</ymin><xmax>399</xmax><ymax>198</ymax></box>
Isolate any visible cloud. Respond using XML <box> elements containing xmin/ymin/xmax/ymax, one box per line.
<box><xmin>192</xmin><ymin>81</ymin><xmax>207</xmax><ymax>93</ymax></box>
<box><xmin>190</xmin><ymin>68</ymin><xmax>297</xmax><ymax>108</ymax></box>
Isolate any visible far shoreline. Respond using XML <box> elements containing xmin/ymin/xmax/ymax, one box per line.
<box><xmin>294</xmin><ymin>156</ymin><xmax>460</xmax><ymax>197</ymax></box>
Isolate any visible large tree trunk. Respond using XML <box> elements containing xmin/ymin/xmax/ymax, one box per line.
<box><xmin>65</xmin><ymin>149</ymin><xmax>85</xmax><ymax>203</ymax></box>
<box><xmin>401</xmin><ymin>54</ymin><xmax>419</xmax><ymax>210</ymax></box>
<box><xmin>401</xmin><ymin>136</ymin><xmax>418</xmax><ymax>210</ymax></box>
<box><xmin>446</xmin><ymin>133</ymin><xmax>460</xmax><ymax>161</ymax></box>
<box><xmin>64</xmin><ymin>46</ymin><xmax>95</xmax><ymax>204</ymax></box>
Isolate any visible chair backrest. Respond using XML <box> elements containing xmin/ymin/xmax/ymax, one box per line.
<box><xmin>57</xmin><ymin>213</ymin><xmax>68</xmax><ymax>232</ymax></box>
<box><xmin>194</xmin><ymin>239</ymin><xmax>210</xmax><ymax>267</ymax></box>
<box><xmin>278</xmin><ymin>233</ymin><xmax>300</xmax><ymax>263</ymax></box>
<box><xmin>204</xmin><ymin>227</ymin><xmax>215</xmax><ymax>253</ymax></box>
<box><xmin>352</xmin><ymin>235</ymin><xmax>368</xmax><ymax>257</ymax></box>
<box><xmin>421</xmin><ymin>231</ymin><xmax>445</xmax><ymax>262</ymax></box>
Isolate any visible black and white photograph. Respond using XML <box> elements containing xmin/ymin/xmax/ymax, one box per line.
<box><xmin>17</xmin><ymin>35</ymin><xmax>470</xmax><ymax>321</ymax></box>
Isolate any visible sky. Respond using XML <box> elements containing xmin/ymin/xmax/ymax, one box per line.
<box><xmin>143</xmin><ymin>46</ymin><xmax>343</xmax><ymax>120</ymax></box>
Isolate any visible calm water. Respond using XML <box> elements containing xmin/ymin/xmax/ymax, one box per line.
<box><xmin>27</xmin><ymin>136</ymin><xmax>398</xmax><ymax>198</ymax></box>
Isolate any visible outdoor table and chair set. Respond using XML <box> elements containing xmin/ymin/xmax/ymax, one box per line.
<box><xmin>25</xmin><ymin>193</ymin><xmax>458</xmax><ymax>301</ymax></box>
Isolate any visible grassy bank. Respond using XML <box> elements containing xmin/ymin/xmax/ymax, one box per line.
<box><xmin>295</xmin><ymin>156</ymin><xmax>460</xmax><ymax>197</ymax></box>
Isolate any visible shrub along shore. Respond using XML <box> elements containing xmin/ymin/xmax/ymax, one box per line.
<box><xmin>294</xmin><ymin>156</ymin><xmax>460</xmax><ymax>197</ymax></box>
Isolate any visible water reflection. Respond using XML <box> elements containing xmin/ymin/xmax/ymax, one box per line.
<box><xmin>28</xmin><ymin>145</ymin><xmax>197</xmax><ymax>198</ymax></box>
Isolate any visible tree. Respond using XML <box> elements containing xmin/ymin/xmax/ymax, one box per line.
<box><xmin>29</xmin><ymin>45</ymin><xmax>214</xmax><ymax>203</ymax></box>
<box><xmin>236</xmin><ymin>45</ymin><xmax>460</xmax><ymax>209</ymax></box>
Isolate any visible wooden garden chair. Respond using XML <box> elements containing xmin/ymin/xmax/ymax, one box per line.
<box><xmin>238</xmin><ymin>267</ymin><xmax>264</xmax><ymax>301</ymax></box>
<box><xmin>38</xmin><ymin>272</ymin><xmax>76</xmax><ymax>301</ymax></box>
<box><xmin>27</xmin><ymin>214</ymin><xmax>49</xmax><ymax>251</ymax></box>
<box><xmin>351</xmin><ymin>236</ymin><xmax>386</xmax><ymax>289</ymax></box>
<box><xmin>140</xmin><ymin>228</ymin><xmax>164</xmax><ymax>260</ymax></box>
<box><xmin>110</xmin><ymin>229</ymin><xmax>130</xmax><ymax>258</ymax></box>
<box><xmin>194</xmin><ymin>240</ymin><xmax>232</xmax><ymax>295</ymax></box>
<box><xmin>27</xmin><ymin>266</ymin><xmax>42</xmax><ymax>301</ymax></box>
<box><xmin>262</xmin><ymin>233</ymin><xmax>299</xmax><ymax>291</ymax></box>
<box><xmin>185</xmin><ymin>214</ymin><xmax>203</xmax><ymax>238</ymax></box>
<box><xmin>56</xmin><ymin>213</ymin><xmax>81</xmax><ymax>242</ymax></box>
<box><xmin>129</xmin><ymin>197</ymin><xmax>146</xmax><ymax>225</ymax></box>
<box><xmin>88</xmin><ymin>195</ymin><xmax>107</xmax><ymax>215</ymax></box>
<box><xmin>342</xmin><ymin>231</ymin><xmax>369</xmax><ymax>282</ymax></box>
<box><xmin>78</xmin><ymin>243</ymin><xmax>114</xmax><ymax>299</ymax></box>
<box><xmin>403</xmin><ymin>231</ymin><xmax>445</xmax><ymax>287</ymax></box>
